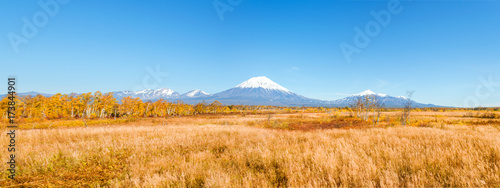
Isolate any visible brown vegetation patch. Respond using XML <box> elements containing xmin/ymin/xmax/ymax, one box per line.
<box><xmin>287</xmin><ymin>117</ymin><xmax>370</xmax><ymax>131</ymax></box>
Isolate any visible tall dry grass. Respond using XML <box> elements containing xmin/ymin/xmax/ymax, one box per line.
<box><xmin>1</xmin><ymin>123</ymin><xmax>499</xmax><ymax>187</ymax></box>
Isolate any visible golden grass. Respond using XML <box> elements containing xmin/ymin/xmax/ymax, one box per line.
<box><xmin>0</xmin><ymin>117</ymin><xmax>139</xmax><ymax>130</ymax></box>
<box><xmin>1</xmin><ymin>122</ymin><xmax>499</xmax><ymax>187</ymax></box>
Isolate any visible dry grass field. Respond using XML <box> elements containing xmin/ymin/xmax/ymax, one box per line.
<box><xmin>1</xmin><ymin>111</ymin><xmax>500</xmax><ymax>187</ymax></box>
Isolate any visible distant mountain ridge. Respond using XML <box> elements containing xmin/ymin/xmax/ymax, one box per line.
<box><xmin>1</xmin><ymin>77</ymin><xmax>441</xmax><ymax>108</ymax></box>
<box><xmin>0</xmin><ymin>91</ymin><xmax>52</xmax><ymax>98</ymax></box>
<box><xmin>330</xmin><ymin>90</ymin><xmax>437</xmax><ymax>108</ymax></box>
<box><xmin>113</xmin><ymin>88</ymin><xmax>181</xmax><ymax>101</ymax></box>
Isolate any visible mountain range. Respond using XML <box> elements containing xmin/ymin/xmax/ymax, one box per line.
<box><xmin>1</xmin><ymin>76</ymin><xmax>440</xmax><ymax>108</ymax></box>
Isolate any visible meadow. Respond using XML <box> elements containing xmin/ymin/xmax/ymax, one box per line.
<box><xmin>1</xmin><ymin>110</ymin><xmax>500</xmax><ymax>187</ymax></box>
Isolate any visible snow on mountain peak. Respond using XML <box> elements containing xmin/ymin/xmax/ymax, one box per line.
<box><xmin>134</xmin><ymin>88</ymin><xmax>178</xmax><ymax>97</ymax></box>
<box><xmin>235</xmin><ymin>76</ymin><xmax>291</xmax><ymax>92</ymax></box>
<box><xmin>396</xmin><ymin>96</ymin><xmax>408</xmax><ymax>99</ymax></box>
<box><xmin>185</xmin><ymin>89</ymin><xmax>210</xmax><ymax>97</ymax></box>
<box><xmin>352</xmin><ymin>90</ymin><xmax>387</xmax><ymax>97</ymax></box>
<box><xmin>155</xmin><ymin>88</ymin><xmax>176</xmax><ymax>95</ymax></box>
<box><xmin>136</xmin><ymin>89</ymin><xmax>153</xmax><ymax>94</ymax></box>
<box><xmin>356</xmin><ymin>90</ymin><xmax>376</xmax><ymax>96</ymax></box>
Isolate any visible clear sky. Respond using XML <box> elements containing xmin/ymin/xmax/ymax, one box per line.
<box><xmin>1</xmin><ymin>0</ymin><xmax>499</xmax><ymax>107</ymax></box>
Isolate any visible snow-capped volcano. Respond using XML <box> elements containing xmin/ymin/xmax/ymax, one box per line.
<box><xmin>235</xmin><ymin>76</ymin><xmax>291</xmax><ymax>93</ymax></box>
<box><xmin>214</xmin><ymin>76</ymin><xmax>296</xmax><ymax>98</ymax></box>
<box><xmin>205</xmin><ymin>76</ymin><xmax>326</xmax><ymax>106</ymax></box>
<box><xmin>351</xmin><ymin>89</ymin><xmax>387</xmax><ymax>97</ymax></box>
<box><xmin>182</xmin><ymin>89</ymin><xmax>211</xmax><ymax>98</ymax></box>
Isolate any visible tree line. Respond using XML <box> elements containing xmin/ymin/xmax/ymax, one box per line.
<box><xmin>0</xmin><ymin>92</ymin><xmax>278</xmax><ymax>122</ymax></box>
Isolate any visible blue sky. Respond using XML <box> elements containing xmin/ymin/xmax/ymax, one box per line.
<box><xmin>1</xmin><ymin>0</ymin><xmax>499</xmax><ymax>107</ymax></box>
